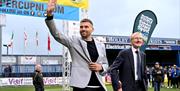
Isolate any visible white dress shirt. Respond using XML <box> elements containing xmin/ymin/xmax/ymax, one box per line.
<box><xmin>131</xmin><ymin>46</ymin><xmax>140</xmax><ymax>80</ymax></box>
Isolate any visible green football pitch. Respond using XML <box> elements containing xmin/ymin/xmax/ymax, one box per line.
<box><xmin>0</xmin><ymin>85</ymin><xmax>179</xmax><ymax>91</ymax></box>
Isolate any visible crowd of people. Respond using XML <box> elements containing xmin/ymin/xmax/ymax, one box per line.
<box><xmin>146</xmin><ymin>63</ymin><xmax>180</xmax><ymax>90</ymax></box>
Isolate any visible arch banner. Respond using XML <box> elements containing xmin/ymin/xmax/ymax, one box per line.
<box><xmin>33</xmin><ymin>0</ymin><xmax>89</xmax><ymax>9</ymax></box>
<box><xmin>0</xmin><ymin>0</ymin><xmax>79</xmax><ymax>21</ymax></box>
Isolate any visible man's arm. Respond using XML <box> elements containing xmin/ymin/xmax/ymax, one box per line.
<box><xmin>109</xmin><ymin>51</ymin><xmax>124</xmax><ymax>91</ymax></box>
<box><xmin>45</xmin><ymin>0</ymin><xmax>72</xmax><ymax>47</ymax></box>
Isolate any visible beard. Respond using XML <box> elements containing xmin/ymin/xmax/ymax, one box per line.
<box><xmin>80</xmin><ymin>31</ymin><xmax>90</xmax><ymax>38</ymax></box>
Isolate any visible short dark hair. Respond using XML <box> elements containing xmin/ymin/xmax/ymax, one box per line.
<box><xmin>80</xmin><ymin>18</ymin><xmax>93</xmax><ymax>26</ymax></box>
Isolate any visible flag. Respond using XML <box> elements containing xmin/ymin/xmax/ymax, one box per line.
<box><xmin>24</xmin><ymin>32</ymin><xmax>27</xmax><ymax>48</ymax></box>
<box><xmin>36</xmin><ymin>31</ymin><xmax>38</xmax><ymax>46</ymax></box>
<box><xmin>8</xmin><ymin>32</ymin><xmax>14</xmax><ymax>47</ymax></box>
<box><xmin>48</xmin><ymin>34</ymin><xmax>51</xmax><ymax>51</ymax></box>
<box><xmin>132</xmin><ymin>10</ymin><xmax>157</xmax><ymax>51</ymax></box>
<box><xmin>32</xmin><ymin>0</ymin><xmax>89</xmax><ymax>9</ymax></box>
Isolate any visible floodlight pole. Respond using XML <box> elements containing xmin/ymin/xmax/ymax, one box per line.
<box><xmin>62</xmin><ymin>20</ymin><xmax>71</xmax><ymax>91</ymax></box>
<box><xmin>0</xmin><ymin>26</ymin><xmax>2</xmax><ymax>76</ymax></box>
<box><xmin>0</xmin><ymin>14</ymin><xmax>6</xmax><ymax>77</ymax></box>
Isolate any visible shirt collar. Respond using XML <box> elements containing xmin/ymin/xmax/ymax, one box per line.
<box><xmin>131</xmin><ymin>46</ymin><xmax>139</xmax><ymax>53</ymax></box>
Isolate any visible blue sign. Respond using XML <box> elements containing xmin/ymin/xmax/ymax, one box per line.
<box><xmin>0</xmin><ymin>0</ymin><xmax>79</xmax><ymax>21</ymax></box>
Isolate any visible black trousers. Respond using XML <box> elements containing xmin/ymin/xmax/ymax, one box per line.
<box><xmin>135</xmin><ymin>80</ymin><xmax>145</xmax><ymax>91</ymax></box>
<box><xmin>35</xmin><ymin>87</ymin><xmax>44</xmax><ymax>91</ymax></box>
<box><xmin>73</xmin><ymin>87</ymin><xmax>105</xmax><ymax>91</ymax></box>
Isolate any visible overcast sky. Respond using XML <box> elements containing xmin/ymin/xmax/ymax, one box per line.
<box><xmin>1</xmin><ymin>0</ymin><xmax>180</xmax><ymax>55</ymax></box>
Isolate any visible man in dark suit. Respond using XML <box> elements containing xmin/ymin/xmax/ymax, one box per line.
<box><xmin>109</xmin><ymin>32</ymin><xmax>147</xmax><ymax>91</ymax></box>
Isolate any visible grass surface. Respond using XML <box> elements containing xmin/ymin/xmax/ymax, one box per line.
<box><xmin>0</xmin><ymin>85</ymin><xmax>179</xmax><ymax>91</ymax></box>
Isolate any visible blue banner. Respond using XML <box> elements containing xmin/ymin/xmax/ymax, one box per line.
<box><xmin>0</xmin><ymin>0</ymin><xmax>79</xmax><ymax>21</ymax></box>
<box><xmin>133</xmin><ymin>10</ymin><xmax>157</xmax><ymax>51</ymax></box>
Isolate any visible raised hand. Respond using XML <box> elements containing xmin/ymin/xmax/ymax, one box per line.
<box><xmin>47</xmin><ymin>0</ymin><xmax>57</xmax><ymax>16</ymax></box>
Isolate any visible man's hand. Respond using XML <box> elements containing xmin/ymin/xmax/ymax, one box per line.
<box><xmin>47</xmin><ymin>0</ymin><xmax>57</xmax><ymax>16</ymax></box>
<box><xmin>89</xmin><ymin>62</ymin><xmax>103</xmax><ymax>72</ymax></box>
<box><xmin>118</xmin><ymin>81</ymin><xmax>122</xmax><ymax>91</ymax></box>
<box><xmin>118</xmin><ymin>88</ymin><xmax>122</xmax><ymax>91</ymax></box>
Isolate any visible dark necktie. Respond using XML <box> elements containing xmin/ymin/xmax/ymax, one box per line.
<box><xmin>136</xmin><ymin>51</ymin><xmax>142</xmax><ymax>80</ymax></box>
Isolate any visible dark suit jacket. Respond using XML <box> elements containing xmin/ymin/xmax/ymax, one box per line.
<box><xmin>109</xmin><ymin>48</ymin><xmax>147</xmax><ymax>91</ymax></box>
<box><xmin>32</xmin><ymin>71</ymin><xmax>44</xmax><ymax>88</ymax></box>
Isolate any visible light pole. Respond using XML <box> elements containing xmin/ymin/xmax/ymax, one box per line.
<box><xmin>3</xmin><ymin>44</ymin><xmax>9</xmax><ymax>55</ymax></box>
<box><xmin>0</xmin><ymin>14</ymin><xmax>6</xmax><ymax>77</ymax></box>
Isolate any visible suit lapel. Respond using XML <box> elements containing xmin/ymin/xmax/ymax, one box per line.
<box><xmin>140</xmin><ymin>52</ymin><xmax>144</xmax><ymax>75</ymax></box>
<box><xmin>79</xmin><ymin>39</ymin><xmax>91</xmax><ymax>62</ymax></box>
<box><xmin>128</xmin><ymin>48</ymin><xmax>135</xmax><ymax>79</ymax></box>
<box><xmin>94</xmin><ymin>40</ymin><xmax>100</xmax><ymax>62</ymax></box>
